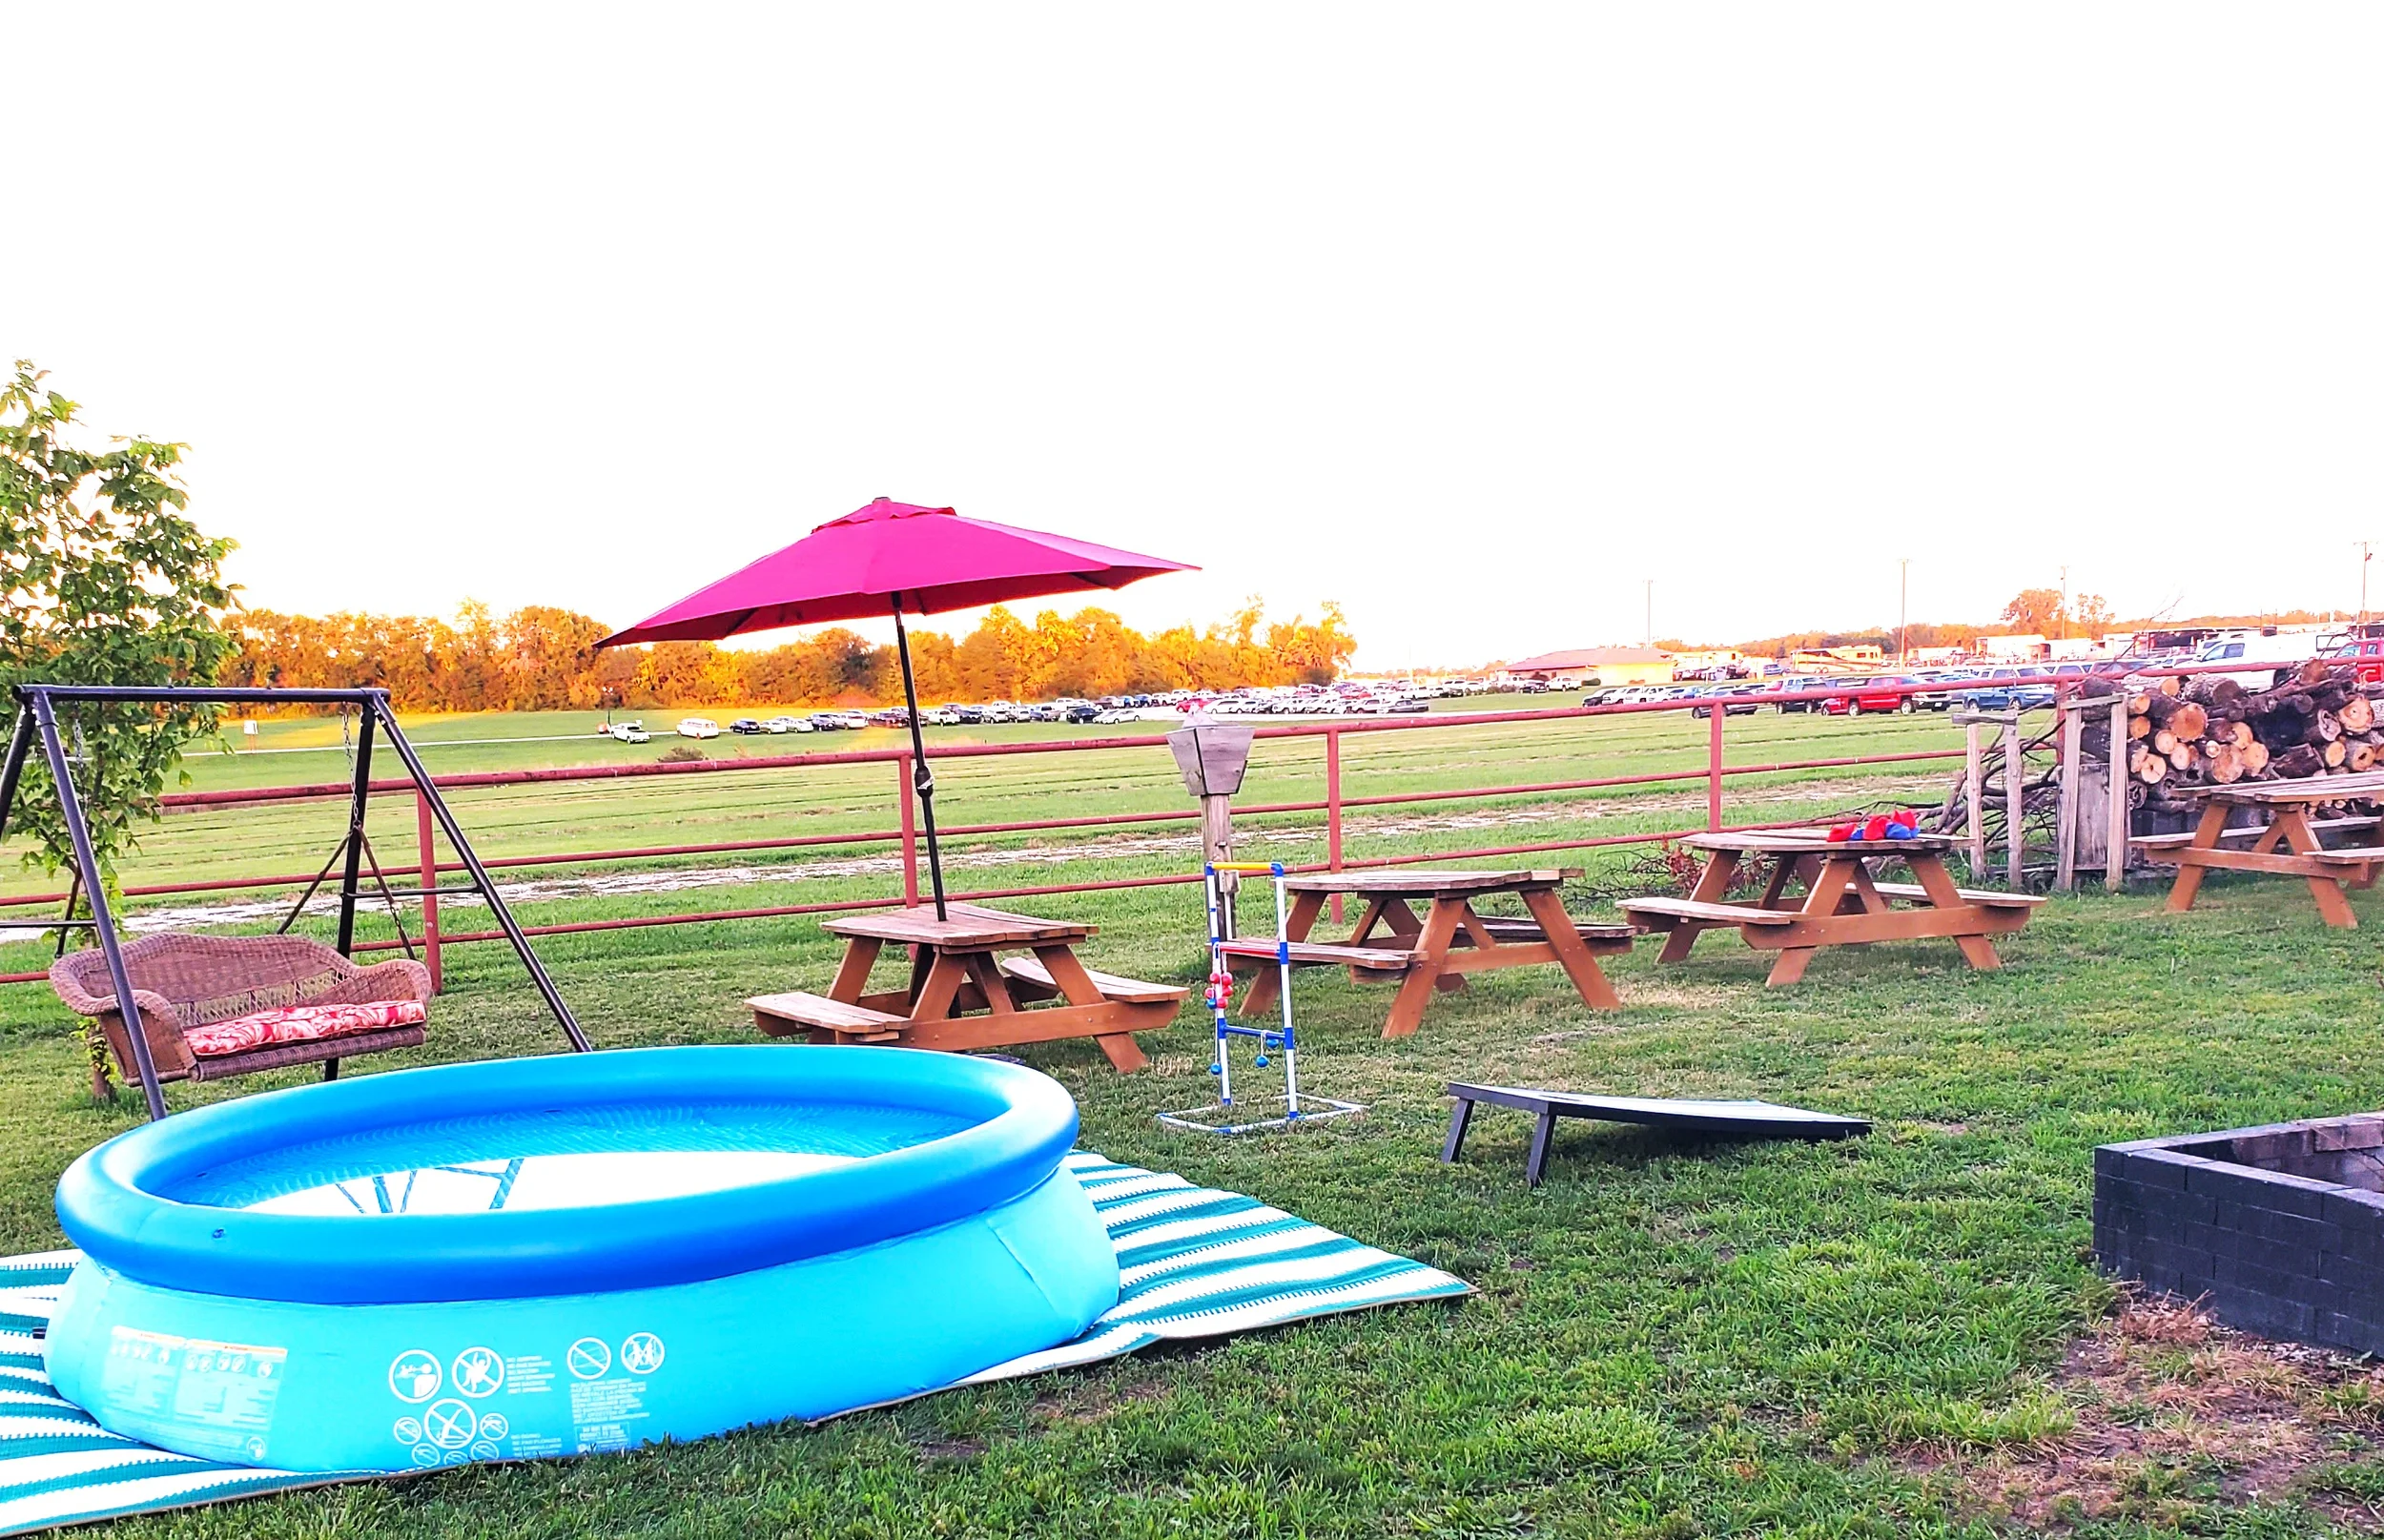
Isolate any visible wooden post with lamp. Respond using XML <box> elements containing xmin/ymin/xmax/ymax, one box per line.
<box><xmin>1167</xmin><ymin>712</ymin><xmax>1257</xmax><ymax>934</ymax></box>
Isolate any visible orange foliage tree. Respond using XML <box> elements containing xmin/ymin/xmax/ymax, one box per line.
<box><xmin>223</xmin><ymin>599</ymin><xmax>1356</xmax><ymax>711</ymax></box>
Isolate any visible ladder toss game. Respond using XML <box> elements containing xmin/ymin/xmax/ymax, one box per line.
<box><xmin>1158</xmin><ymin>862</ymin><xmax>1364</xmax><ymax>1136</ymax></box>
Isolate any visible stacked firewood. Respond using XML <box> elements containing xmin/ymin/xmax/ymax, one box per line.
<box><xmin>2119</xmin><ymin>660</ymin><xmax>2384</xmax><ymax>800</ymax></box>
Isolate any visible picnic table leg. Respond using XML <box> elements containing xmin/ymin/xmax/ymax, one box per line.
<box><xmin>1428</xmin><ymin>900</ymin><xmax>1470</xmax><ymax>994</ymax></box>
<box><xmin>1767</xmin><ymin>856</ymin><xmax>1858</xmax><ymax>986</ymax></box>
<box><xmin>1242</xmin><ymin>891</ymin><xmax>1327</xmax><ymax>1016</ymax></box>
<box><xmin>2166</xmin><ymin>801</ymin><xmax>2230</xmax><ymax>913</ymax></box>
<box><xmin>1367</xmin><ymin>896</ymin><xmax>1425</xmax><ymax>944</ymax></box>
<box><xmin>1440</xmin><ymin>1096</ymin><xmax>1475</xmax><ymax>1162</ymax></box>
<box><xmin>1520</xmin><ymin>887</ymin><xmax>1622</xmax><ymax>1010</ymax></box>
<box><xmin>1524</xmin><ymin>1108</ymin><xmax>1557</xmax><ymax>1187</ymax></box>
<box><xmin>960</xmin><ymin>954</ymin><xmax>1019</xmax><ymax>1016</ymax></box>
<box><xmin>1382</xmin><ymin>900</ymin><xmax>1463</xmax><ymax>1038</ymax></box>
<box><xmin>1757</xmin><ymin>854</ymin><xmax>1804</xmax><ymax>909</ymax></box>
<box><xmin>1659</xmin><ymin>849</ymin><xmax>1741</xmax><ymax>963</ymax></box>
<box><xmin>1036</xmin><ymin>944</ymin><xmax>1151</xmax><ymax>1073</ymax></box>
<box><xmin>828</xmin><ymin>936</ymin><xmax>883</xmax><ymax>1003</ymax></box>
<box><xmin>1907</xmin><ymin>852</ymin><xmax>2003</xmax><ymax>970</ymax></box>
<box><xmin>910</xmin><ymin>951</ymin><xmax>970</xmax><ymax>1021</ymax></box>
<box><xmin>1346</xmin><ymin>896</ymin><xmax>1392</xmax><ymax>945</ymax></box>
<box><xmin>2273</xmin><ymin>807</ymin><xmax>2360</xmax><ymax>928</ymax></box>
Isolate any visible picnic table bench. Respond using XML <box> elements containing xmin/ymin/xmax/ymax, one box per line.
<box><xmin>1618</xmin><ymin>830</ymin><xmax>2041</xmax><ymax>986</ymax></box>
<box><xmin>1223</xmin><ymin>868</ymin><xmax>1633</xmax><ymax>1037</ymax></box>
<box><xmin>749</xmin><ymin>902</ymin><xmax>1185</xmax><ymax>1071</ymax></box>
<box><xmin>2134</xmin><ymin>772</ymin><xmax>2384</xmax><ymax>928</ymax></box>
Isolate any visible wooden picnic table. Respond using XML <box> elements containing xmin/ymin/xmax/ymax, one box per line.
<box><xmin>1617</xmin><ymin>831</ymin><xmax>2041</xmax><ymax>987</ymax></box>
<box><xmin>1226</xmin><ymin>868</ymin><xmax>1632</xmax><ymax>1038</ymax></box>
<box><xmin>747</xmin><ymin>902</ymin><xmax>1185</xmax><ymax>1072</ymax></box>
<box><xmin>2134</xmin><ymin>771</ymin><xmax>2384</xmax><ymax>928</ymax></box>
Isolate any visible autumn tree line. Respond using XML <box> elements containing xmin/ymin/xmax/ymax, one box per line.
<box><xmin>219</xmin><ymin>600</ymin><xmax>1360</xmax><ymax>713</ymax></box>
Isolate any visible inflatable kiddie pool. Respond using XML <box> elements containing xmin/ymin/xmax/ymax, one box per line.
<box><xmin>44</xmin><ymin>1046</ymin><xmax>1118</xmax><ymax>1472</ymax></box>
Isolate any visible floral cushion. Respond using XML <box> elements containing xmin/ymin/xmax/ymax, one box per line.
<box><xmin>185</xmin><ymin>999</ymin><xmax>427</xmax><ymax>1057</ymax></box>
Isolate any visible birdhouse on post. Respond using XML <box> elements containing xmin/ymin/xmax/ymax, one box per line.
<box><xmin>1167</xmin><ymin>712</ymin><xmax>1257</xmax><ymax>906</ymax></box>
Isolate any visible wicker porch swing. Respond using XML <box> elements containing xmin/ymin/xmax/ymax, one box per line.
<box><xmin>1</xmin><ymin>684</ymin><xmax>587</xmax><ymax>1120</ymax></box>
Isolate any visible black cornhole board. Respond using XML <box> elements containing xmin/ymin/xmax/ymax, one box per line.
<box><xmin>1442</xmin><ymin>1083</ymin><xmax>1871</xmax><ymax>1187</ymax></box>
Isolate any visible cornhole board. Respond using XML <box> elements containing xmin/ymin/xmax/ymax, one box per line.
<box><xmin>1441</xmin><ymin>1083</ymin><xmax>1872</xmax><ymax>1186</ymax></box>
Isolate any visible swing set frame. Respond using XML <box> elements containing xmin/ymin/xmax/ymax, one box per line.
<box><xmin>0</xmin><ymin>685</ymin><xmax>587</xmax><ymax>1121</ymax></box>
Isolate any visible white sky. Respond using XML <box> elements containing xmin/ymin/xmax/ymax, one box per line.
<box><xmin>9</xmin><ymin>7</ymin><xmax>2380</xmax><ymax>668</ymax></box>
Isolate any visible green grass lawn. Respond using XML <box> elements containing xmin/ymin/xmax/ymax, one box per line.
<box><xmin>10</xmin><ymin>701</ymin><xmax>2380</xmax><ymax>1535</ymax></box>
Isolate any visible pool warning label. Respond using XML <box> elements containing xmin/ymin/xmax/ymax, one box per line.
<box><xmin>102</xmin><ymin>1326</ymin><xmax>286</xmax><ymax>1462</ymax></box>
<box><xmin>566</xmin><ymin>1331</ymin><xmax>666</xmax><ymax>1454</ymax></box>
<box><xmin>381</xmin><ymin>1330</ymin><xmax>666</xmax><ymax>1461</ymax></box>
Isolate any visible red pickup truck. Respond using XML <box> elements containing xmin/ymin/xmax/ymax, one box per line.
<box><xmin>1819</xmin><ymin>676</ymin><xmax>1919</xmax><ymax>716</ymax></box>
<box><xmin>2332</xmin><ymin>638</ymin><xmax>2384</xmax><ymax>685</ymax></box>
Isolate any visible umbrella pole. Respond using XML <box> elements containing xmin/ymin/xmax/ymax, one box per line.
<box><xmin>891</xmin><ymin>597</ymin><xmax>949</xmax><ymax>919</ymax></box>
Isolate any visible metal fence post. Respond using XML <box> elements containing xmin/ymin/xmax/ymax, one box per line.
<box><xmin>416</xmin><ymin>790</ymin><xmax>442</xmax><ymax>993</ymax></box>
<box><xmin>2107</xmin><ymin>696</ymin><xmax>2129</xmax><ymax>892</ymax></box>
<box><xmin>2003</xmin><ymin>717</ymin><xmax>2024</xmax><ymax>888</ymax></box>
<box><xmin>1707</xmin><ymin>702</ymin><xmax>1725</xmax><ymax>832</ymax></box>
<box><xmin>896</xmin><ymin>752</ymin><xmax>920</xmax><ymax>907</ymax></box>
<box><xmin>1326</xmin><ymin>728</ymin><xmax>1344</xmax><ymax>923</ymax></box>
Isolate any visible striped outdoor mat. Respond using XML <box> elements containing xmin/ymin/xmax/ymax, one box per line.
<box><xmin>0</xmin><ymin>1152</ymin><xmax>1469</xmax><ymax>1535</ymax></box>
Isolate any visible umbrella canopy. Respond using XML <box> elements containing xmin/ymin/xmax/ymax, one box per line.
<box><xmin>599</xmin><ymin>498</ymin><xmax>1194</xmax><ymax>645</ymax></box>
<box><xmin>599</xmin><ymin>498</ymin><xmax>1196</xmax><ymax>917</ymax></box>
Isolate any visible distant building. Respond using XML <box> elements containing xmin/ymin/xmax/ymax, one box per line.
<box><xmin>1504</xmin><ymin>647</ymin><xmax>1674</xmax><ymax>687</ymax></box>
<box><xmin>1669</xmin><ymin>648</ymin><xmax>1746</xmax><ymax>677</ymax></box>
<box><xmin>1981</xmin><ymin>634</ymin><xmax>2048</xmax><ymax>662</ymax></box>
<box><xmin>1788</xmin><ymin>644</ymin><xmax>1884</xmax><ymax>671</ymax></box>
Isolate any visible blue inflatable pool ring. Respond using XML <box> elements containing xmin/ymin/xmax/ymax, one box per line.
<box><xmin>44</xmin><ymin>1046</ymin><xmax>1119</xmax><ymax>1472</ymax></box>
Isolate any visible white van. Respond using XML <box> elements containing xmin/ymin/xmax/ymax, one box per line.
<box><xmin>2192</xmin><ymin>629</ymin><xmax>2326</xmax><ymax>688</ymax></box>
<box><xmin>675</xmin><ymin>717</ymin><xmax>721</xmax><ymax>740</ymax></box>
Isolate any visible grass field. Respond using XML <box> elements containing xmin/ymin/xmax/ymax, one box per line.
<box><xmin>6</xmin><ymin>700</ymin><xmax>2380</xmax><ymax>1535</ymax></box>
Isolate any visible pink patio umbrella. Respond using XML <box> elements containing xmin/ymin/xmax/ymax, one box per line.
<box><xmin>600</xmin><ymin>497</ymin><xmax>1195</xmax><ymax>917</ymax></box>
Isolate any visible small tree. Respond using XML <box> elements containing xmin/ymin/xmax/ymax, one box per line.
<box><xmin>2000</xmin><ymin>587</ymin><xmax>2065</xmax><ymax>636</ymax></box>
<box><xmin>1</xmin><ymin>362</ymin><xmax>236</xmax><ymax>1089</ymax></box>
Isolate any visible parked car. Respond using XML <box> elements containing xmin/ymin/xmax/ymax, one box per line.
<box><xmin>918</xmin><ymin>707</ymin><xmax>960</xmax><ymax>727</ymax></box>
<box><xmin>806</xmin><ymin>712</ymin><xmax>846</xmax><ymax>730</ymax></box>
<box><xmin>1819</xmin><ymin>677</ymin><xmax>1921</xmax><ymax>716</ymax></box>
<box><xmin>1061</xmin><ymin>701</ymin><xmax>1100</xmax><ymax>724</ymax></box>
<box><xmin>946</xmin><ymin>704</ymin><xmax>985</xmax><ymax>724</ymax></box>
<box><xmin>1764</xmin><ymin>676</ymin><xmax>1839</xmax><ymax>713</ymax></box>
<box><xmin>1904</xmin><ymin>668</ymin><xmax>1974</xmax><ymax>711</ymax></box>
<box><xmin>605</xmin><ymin>720</ymin><xmax>649</xmax><ymax>744</ymax></box>
<box><xmin>2330</xmin><ymin>636</ymin><xmax>2384</xmax><ymax>685</ymax></box>
<box><xmin>2194</xmin><ymin>628</ymin><xmax>2328</xmax><ymax>688</ymax></box>
<box><xmin>675</xmin><ymin>717</ymin><xmax>720</xmax><ymax>740</ymax></box>
<box><xmin>762</xmin><ymin>715</ymin><xmax>812</xmax><ymax>733</ymax></box>
<box><xmin>868</xmin><ymin>708</ymin><xmax>912</xmax><ymax>728</ymax></box>
<box><xmin>729</xmin><ymin>718</ymin><xmax>764</xmax><ymax>735</ymax></box>
<box><xmin>1518</xmin><ymin>679</ymin><xmax>1550</xmax><ymax>694</ymax></box>
<box><xmin>1964</xmin><ymin>667</ymin><xmax>2058</xmax><ymax>712</ymax></box>
<box><xmin>1691</xmin><ymin>684</ymin><xmax>1762</xmax><ymax>718</ymax></box>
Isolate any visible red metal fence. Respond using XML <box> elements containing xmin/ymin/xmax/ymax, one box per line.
<box><xmin>0</xmin><ymin>667</ymin><xmax>2227</xmax><ymax>987</ymax></box>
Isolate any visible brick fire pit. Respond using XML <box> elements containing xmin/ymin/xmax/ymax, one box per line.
<box><xmin>2095</xmin><ymin>1114</ymin><xmax>2384</xmax><ymax>1354</ymax></box>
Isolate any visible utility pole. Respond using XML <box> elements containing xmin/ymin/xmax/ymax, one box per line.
<box><xmin>1643</xmin><ymin>578</ymin><xmax>1653</xmax><ymax>648</ymax></box>
<box><xmin>1898</xmin><ymin>557</ymin><xmax>1909</xmax><ymax>664</ymax></box>
<box><xmin>2359</xmin><ymin>541</ymin><xmax>2374</xmax><ymax>630</ymax></box>
<box><xmin>2058</xmin><ymin>565</ymin><xmax>2069</xmax><ymax>643</ymax></box>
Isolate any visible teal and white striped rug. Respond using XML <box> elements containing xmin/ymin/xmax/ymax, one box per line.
<box><xmin>0</xmin><ymin>1152</ymin><xmax>1469</xmax><ymax>1536</ymax></box>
